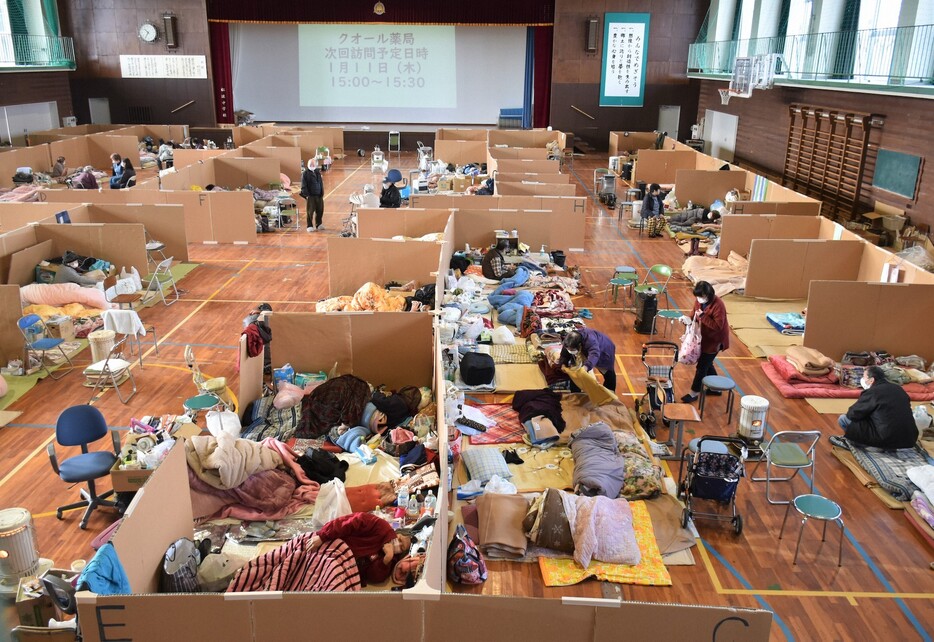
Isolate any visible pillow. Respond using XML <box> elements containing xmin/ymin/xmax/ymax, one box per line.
<box><xmin>461</xmin><ymin>447</ymin><xmax>511</xmax><ymax>483</ymax></box>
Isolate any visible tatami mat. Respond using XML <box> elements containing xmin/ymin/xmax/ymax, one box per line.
<box><xmin>733</xmin><ymin>328</ymin><xmax>801</xmax><ymax>357</ymax></box>
<box><xmin>0</xmin><ymin>410</ymin><xmax>22</xmax><ymax>427</ymax></box>
<box><xmin>808</xmin><ymin>397</ymin><xmax>931</xmax><ymax>415</ymax></box>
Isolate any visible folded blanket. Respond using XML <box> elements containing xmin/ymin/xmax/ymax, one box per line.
<box><xmin>560</xmin><ymin>492</ymin><xmax>640</xmax><ymax>568</ymax></box>
<box><xmin>476</xmin><ymin>493</ymin><xmax>530</xmax><ymax>560</ymax></box>
<box><xmin>186</xmin><ymin>433</ymin><xmax>283</xmax><ymax>490</ymax></box>
<box><xmin>766</xmin><ymin>312</ymin><xmax>806</xmax><ymax>336</ymax></box>
<box><xmin>569</xmin><ymin>423</ymin><xmax>625</xmax><ymax>498</ymax></box>
<box><xmin>21</xmin><ymin>282</ymin><xmax>113</xmax><ymax>310</ymax></box>
<box><xmin>523</xmin><ymin>488</ymin><xmax>574</xmax><ymax>553</ymax></box>
<box><xmin>769</xmin><ymin>355</ymin><xmax>838</xmax><ymax>385</ymax></box>
<box><xmin>785</xmin><ymin>345</ymin><xmax>834</xmax><ymax>371</ymax></box>
<box><xmin>785</xmin><ymin>357</ymin><xmax>832</xmax><ymax>377</ymax></box>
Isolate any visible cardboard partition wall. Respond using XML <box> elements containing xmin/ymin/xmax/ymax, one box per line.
<box><xmin>856</xmin><ymin>239</ymin><xmax>934</xmax><ymax>285</ymax></box>
<box><xmin>409</xmin><ymin>193</ymin><xmax>587</xmax><ymax>215</ymax></box>
<box><xmin>266</xmin><ymin>312</ymin><xmax>434</xmax><ymax>398</ymax></box>
<box><xmin>732</xmin><ymin>200</ymin><xmax>822</xmax><ymax>216</ymax></box>
<box><xmin>8</xmin><ymin>239</ymin><xmax>54</xmax><ymax>286</ymax></box>
<box><xmin>260</xmin><ymin>127</ymin><xmax>346</xmax><ymax>157</ymax></box>
<box><xmin>488</xmin><ymin>147</ymin><xmax>550</xmax><ymax>161</ymax></box>
<box><xmin>356</xmin><ymin>207</ymin><xmax>452</xmax><ymax>240</ymax></box>
<box><xmin>171</xmin><ymin>148</ymin><xmax>227</xmax><ymax>169</ymax></box>
<box><xmin>213</xmin><ymin>157</ymin><xmax>280</xmax><ymax>189</ymax></box>
<box><xmin>240</xmin><ymin>146</ymin><xmax>303</xmax><ymax>182</ymax></box>
<box><xmin>48</xmin><ymin>136</ymin><xmax>90</xmax><ymax>172</ymax></box>
<box><xmin>744</xmin><ymin>239</ymin><xmax>864</xmax><ymax>299</ymax></box>
<box><xmin>231</xmin><ymin>125</ymin><xmax>264</xmax><ymax>147</ymax></box>
<box><xmin>451</xmin><ymin>208</ymin><xmax>585</xmax><ymax>252</ymax></box>
<box><xmin>0</xmin><ymin>225</ymin><xmax>41</xmax><ymax>283</ymax></box>
<box><xmin>164</xmin><ymin>190</ymin><xmax>256</xmax><ymax>244</ymax></box>
<box><xmin>85</xmin><ymin>204</ymin><xmax>189</xmax><ymax>263</ymax></box>
<box><xmin>804</xmin><ymin>281</ymin><xmax>934</xmax><ymax>364</ymax></box>
<box><xmin>495</xmin><ymin>181</ymin><xmax>577</xmax><ymax>197</ymax></box>
<box><xmin>86</xmin><ymin>135</ymin><xmax>141</xmax><ymax>171</ymax></box>
<box><xmin>631</xmin><ymin>149</ymin><xmax>697</xmax><ymax>184</ymax></box>
<box><xmin>487</xmin><ymin>129</ymin><xmax>566</xmax><ymax>149</ymax></box>
<box><xmin>0</xmin><ymin>284</ymin><xmax>24</xmax><ymax>364</ymax></box>
<box><xmin>34</xmin><ymin>222</ymin><xmax>148</xmax><ymax>280</ymax></box>
<box><xmin>608</xmin><ymin>131</ymin><xmax>659</xmax><ymax>157</ymax></box>
<box><xmin>673</xmin><ymin>169</ymin><xmax>748</xmax><ymax>207</ymax></box>
<box><xmin>436</xmin><ymin>128</ymin><xmax>488</xmax><ymax>141</ymax></box>
<box><xmin>0</xmin><ymin>145</ymin><xmax>54</xmax><ymax>187</ymax></box>
<box><xmin>326</xmin><ymin>237</ymin><xmax>442</xmax><ymax>296</ymax></box>
<box><xmin>495</xmin><ymin>172</ymin><xmax>570</xmax><ymax>184</ymax></box>
<box><xmin>719</xmin><ymin>215</ymin><xmax>823</xmax><ymax>259</ymax></box>
<box><xmin>159</xmin><ymin>161</ymin><xmax>213</xmax><ymax>191</ymax></box>
<box><xmin>491</xmin><ymin>159</ymin><xmax>560</xmax><ymax>175</ymax></box>
<box><xmin>0</xmin><ymin>202</ymin><xmax>84</xmax><ymax>232</ymax></box>
<box><xmin>434</xmin><ymin>139</ymin><xmax>488</xmax><ymax>166</ymax></box>
<box><xmin>112</xmin><ymin>124</ymin><xmax>188</xmax><ymax>144</ymax></box>
<box><xmin>37</xmin><ymin>187</ymin><xmax>164</xmax><ymax>206</ymax></box>
<box><xmin>248</xmin><ymin>134</ymin><xmax>327</xmax><ymax>162</ymax></box>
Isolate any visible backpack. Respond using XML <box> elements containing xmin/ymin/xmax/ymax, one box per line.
<box><xmin>446</xmin><ymin>524</ymin><xmax>487</xmax><ymax>584</ymax></box>
<box><xmin>460</xmin><ymin>352</ymin><xmax>495</xmax><ymax>386</ymax></box>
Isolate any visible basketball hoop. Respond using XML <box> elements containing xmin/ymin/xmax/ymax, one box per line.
<box><xmin>718</xmin><ymin>88</ymin><xmax>733</xmax><ymax>106</ymax></box>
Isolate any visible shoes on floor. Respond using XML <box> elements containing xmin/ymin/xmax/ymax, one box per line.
<box><xmin>316</xmin><ymin>225</ymin><xmax>324</xmax><ymax>231</ymax></box>
<box><xmin>306</xmin><ymin>226</ymin><xmax>316</xmax><ymax>232</ymax></box>
<box><xmin>579</xmin><ymin>309</ymin><xmax>593</xmax><ymax>319</ymax></box>
<box><xmin>680</xmin><ymin>393</ymin><xmax>698</xmax><ymax>403</ymax></box>
<box><xmin>706</xmin><ymin>390</ymin><xmax>723</xmax><ymax>397</ymax></box>
<box><xmin>828</xmin><ymin>435</ymin><xmax>849</xmax><ymax>449</ymax></box>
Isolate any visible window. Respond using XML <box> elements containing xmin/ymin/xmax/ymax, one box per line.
<box><xmin>853</xmin><ymin>0</ymin><xmax>902</xmax><ymax>82</ymax></box>
<box><xmin>783</xmin><ymin>0</ymin><xmax>813</xmax><ymax>78</ymax></box>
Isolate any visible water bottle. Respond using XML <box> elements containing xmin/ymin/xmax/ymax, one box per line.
<box><xmin>423</xmin><ymin>490</ymin><xmax>437</xmax><ymax>515</ymax></box>
<box><xmin>406</xmin><ymin>495</ymin><xmax>420</xmax><ymax>521</ymax></box>
<box><xmin>397</xmin><ymin>486</ymin><xmax>409</xmax><ymax>510</ymax></box>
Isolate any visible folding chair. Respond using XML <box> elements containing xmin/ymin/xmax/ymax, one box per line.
<box><xmin>145</xmin><ymin>228</ymin><xmax>168</xmax><ymax>271</ymax></box>
<box><xmin>18</xmin><ymin>314</ymin><xmax>73</xmax><ymax>379</ymax></box>
<box><xmin>185</xmin><ymin>345</ymin><xmax>233</xmax><ymax>411</ymax></box>
<box><xmin>103</xmin><ymin>274</ymin><xmax>141</xmax><ymax>310</ymax></box>
<box><xmin>82</xmin><ymin>336</ymin><xmax>137</xmax><ymax>403</ymax></box>
<box><xmin>751</xmin><ymin>430</ymin><xmax>821</xmax><ymax>505</ymax></box>
<box><xmin>102</xmin><ymin>309</ymin><xmax>158</xmax><ymax>368</ymax></box>
<box><xmin>141</xmin><ymin>256</ymin><xmax>179</xmax><ymax>306</ymax></box>
<box><xmin>633</xmin><ymin>264</ymin><xmax>673</xmax><ymax>309</ymax></box>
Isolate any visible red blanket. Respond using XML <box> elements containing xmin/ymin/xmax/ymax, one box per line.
<box><xmin>762</xmin><ymin>362</ymin><xmax>934</xmax><ymax>400</ymax></box>
<box><xmin>768</xmin><ymin>355</ymin><xmax>837</xmax><ymax>385</ymax></box>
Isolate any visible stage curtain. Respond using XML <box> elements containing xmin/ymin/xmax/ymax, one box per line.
<box><xmin>209</xmin><ymin>21</ymin><xmax>233</xmax><ymax>124</ymax></box>
<box><xmin>532</xmin><ymin>26</ymin><xmax>553</xmax><ymax>128</ymax></box>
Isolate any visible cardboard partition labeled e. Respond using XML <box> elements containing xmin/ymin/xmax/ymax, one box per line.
<box><xmin>744</xmin><ymin>239</ymin><xmax>863</xmax><ymax>299</ymax></box>
<box><xmin>804</xmin><ymin>281</ymin><xmax>934</xmax><ymax>364</ymax></box>
<box><xmin>327</xmin><ymin>237</ymin><xmax>441</xmax><ymax>296</ymax></box>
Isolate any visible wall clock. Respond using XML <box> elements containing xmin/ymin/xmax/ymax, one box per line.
<box><xmin>138</xmin><ymin>22</ymin><xmax>159</xmax><ymax>43</ymax></box>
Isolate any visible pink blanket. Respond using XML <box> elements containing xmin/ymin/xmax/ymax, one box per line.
<box><xmin>21</xmin><ymin>282</ymin><xmax>113</xmax><ymax>310</ymax></box>
<box><xmin>762</xmin><ymin>362</ymin><xmax>934</xmax><ymax>400</ymax></box>
<box><xmin>0</xmin><ymin>185</ymin><xmax>41</xmax><ymax>202</ymax></box>
<box><xmin>769</xmin><ymin>355</ymin><xmax>837</xmax><ymax>385</ymax></box>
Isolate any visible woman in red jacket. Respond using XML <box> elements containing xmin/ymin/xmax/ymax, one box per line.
<box><xmin>679</xmin><ymin>280</ymin><xmax>730</xmax><ymax>402</ymax></box>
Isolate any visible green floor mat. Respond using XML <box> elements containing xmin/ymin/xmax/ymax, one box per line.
<box><xmin>0</xmin><ymin>340</ymin><xmax>88</xmax><ymax>411</ymax></box>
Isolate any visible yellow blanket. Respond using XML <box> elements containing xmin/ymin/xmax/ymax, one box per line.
<box><xmin>538</xmin><ymin>500</ymin><xmax>672</xmax><ymax>586</ymax></box>
<box><xmin>23</xmin><ymin>303</ymin><xmax>104</xmax><ymax>321</ymax></box>
<box><xmin>562</xmin><ymin>365</ymin><xmax>618</xmax><ymax>406</ymax></box>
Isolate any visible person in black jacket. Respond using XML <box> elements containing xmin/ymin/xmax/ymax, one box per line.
<box><xmin>112</xmin><ymin>158</ymin><xmax>136</xmax><ymax>189</ymax></box>
<box><xmin>379</xmin><ymin>169</ymin><xmax>402</xmax><ymax>208</ymax></box>
<box><xmin>835</xmin><ymin>366</ymin><xmax>918</xmax><ymax>449</ymax></box>
<box><xmin>300</xmin><ymin>159</ymin><xmax>325</xmax><ymax>231</ymax></box>
<box><xmin>641</xmin><ymin>183</ymin><xmax>666</xmax><ymax>237</ymax></box>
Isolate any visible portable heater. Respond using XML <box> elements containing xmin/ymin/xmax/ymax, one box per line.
<box><xmin>0</xmin><ymin>508</ymin><xmax>40</xmax><ymax>592</ymax></box>
<box><xmin>737</xmin><ymin>395</ymin><xmax>769</xmax><ymax>443</ymax></box>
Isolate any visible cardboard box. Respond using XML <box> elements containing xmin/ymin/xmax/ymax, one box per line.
<box><xmin>453</xmin><ymin>176</ymin><xmax>470</xmax><ymax>193</ymax></box>
<box><xmin>110</xmin><ymin>462</ymin><xmax>154</xmax><ymax>492</ymax></box>
<box><xmin>16</xmin><ymin>576</ymin><xmax>56</xmax><ymax>626</ymax></box>
<box><xmin>46</xmin><ymin>316</ymin><xmax>75</xmax><ymax>341</ymax></box>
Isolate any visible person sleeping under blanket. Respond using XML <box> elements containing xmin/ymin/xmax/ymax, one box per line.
<box><xmin>52</xmin><ymin>251</ymin><xmax>105</xmax><ymax>287</ymax></box>
<box><xmin>307</xmin><ymin>512</ymin><xmax>412</xmax><ymax>586</ymax></box>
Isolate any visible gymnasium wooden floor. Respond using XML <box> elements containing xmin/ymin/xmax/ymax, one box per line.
<box><xmin>1</xmin><ymin>152</ymin><xmax>931</xmax><ymax>641</ymax></box>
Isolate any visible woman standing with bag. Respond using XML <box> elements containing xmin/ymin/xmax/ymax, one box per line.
<box><xmin>679</xmin><ymin>281</ymin><xmax>729</xmax><ymax>402</ymax></box>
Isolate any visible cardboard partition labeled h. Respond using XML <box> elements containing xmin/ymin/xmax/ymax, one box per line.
<box><xmin>326</xmin><ymin>237</ymin><xmax>442</xmax><ymax>296</ymax></box>
<box><xmin>804</xmin><ymin>281</ymin><xmax>934</xmax><ymax>364</ymax></box>
<box><xmin>719</xmin><ymin>215</ymin><xmax>822</xmax><ymax>259</ymax></box>
<box><xmin>744</xmin><ymin>239</ymin><xmax>863</xmax><ymax>299</ymax></box>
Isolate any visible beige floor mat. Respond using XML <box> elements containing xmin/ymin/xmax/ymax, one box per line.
<box><xmin>0</xmin><ymin>410</ymin><xmax>22</xmax><ymax>427</ymax></box>
<box><xmin>494</xmin><ymin>364</ymin><xmax>548</xmax><ymax>393</ymax></box>
<box><xmin>830</xmin><ymin>446</ymin><xmax>905</xmax><ymax>510</ymax></box>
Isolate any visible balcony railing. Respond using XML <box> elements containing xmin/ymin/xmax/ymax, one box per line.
<box><xmin>0</xmin><ymin>34</ymin><xmax>76</xmax><ymax>70</ymax></box>
<box><xmin>688</xmin><ymin>24</ymin><xmax>934</xmax><ymax>92</ymax></box>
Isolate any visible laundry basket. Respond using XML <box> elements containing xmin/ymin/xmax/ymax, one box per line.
<box><xmin>89</xmin><ymin>329</ymin><xmax>116</xmax><ymax>363</ymax></box>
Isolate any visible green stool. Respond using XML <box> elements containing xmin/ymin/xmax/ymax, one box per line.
<box><xmin>604</xmin><ymin>274</ymin><xmax>638</xmax><ymax>308</ymax></box>
<box><xmin>184</xmin><ymin>393</ymin><xmax>221</xmax><ymax>421</ymax></box>
<box><xmin>654</xmin><ymin>310</ymin><xmax>683</xmax><ymax>337</ymax></box>
<box><xmin>779</xmin><ymin>494</ymin><xmax>845</xmax><ymax>566</ymax></box>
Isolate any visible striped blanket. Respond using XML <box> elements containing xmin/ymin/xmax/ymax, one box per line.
<box><xmin>227</xmin><ymin>536</ymin><xmax>361</xmax><ymax>592</ymax></box>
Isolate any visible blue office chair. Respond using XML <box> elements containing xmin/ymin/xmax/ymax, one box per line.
<box><xmin>18</xmin><ymin>314</ymin><xmax>73</xmax><ymax>379</ymax></box>
<box><xmin>47</xmin><ymin>405</ymin><xmax>120</xmax><ymax>530</ymax></box>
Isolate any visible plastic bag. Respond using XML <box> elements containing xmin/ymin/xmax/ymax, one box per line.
<box><xmin>197</xmin><ymin>553</ymin><xmax>249</xmax><ymax>592</ymax></box>
<box><xmin>484</xmin><ymin>474</ymin><xmax>517</xmax><ymax>495</ymax></box>
<box><xmin>914</xmin><ymin>405</ymin><xmax>933</xmax><ymax>431</ymax></box>
<box><xmin>491</xmin><ymin>326</ymin><xmax>516</xmax><ymax>345</ymax></box>
<box><xmin>311</xmin><ymin>479</ymin><xmax>352</xmax><ymax>530</ymax></box>
<box><xmin>679</xmin><ymin>321</ymin><xmax>701</xmax><ymax>365</ymax></box>
<box><xmin>460</xmin><ymin>314</ymin><xmax>484</xmax><ymax>341</ymax></box>
<box><xmin>206</xmin><ymin>410</ymin><xmax>241</xmax><ymax>438</ymax></box>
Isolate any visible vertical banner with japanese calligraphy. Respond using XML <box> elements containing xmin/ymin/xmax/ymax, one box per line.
<box><xmin>298</xmin><ymin>24</ymin><xmax>455</xmax><ymax>108</ymax></box>
<box><xmin>599</xmin><ymin>13</ymin><xmax>650</xmax><ymax>107</ymax></box>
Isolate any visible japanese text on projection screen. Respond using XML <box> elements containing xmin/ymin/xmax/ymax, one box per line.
<box><xmin>298</xmin><ymin>25</ymin><xmax>456</xmax><ymax>108</ymax></box>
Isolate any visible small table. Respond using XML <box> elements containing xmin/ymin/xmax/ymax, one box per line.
<box><xmin>661</xmin><ymin>403</ymin><xmax>701</xmax><ymax>461</ymax></box>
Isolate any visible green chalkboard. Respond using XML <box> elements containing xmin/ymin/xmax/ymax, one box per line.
<box><xmin>873</xmin><ymin>148</ymin><xmax>922</xmax><ymax>198</ymax></box>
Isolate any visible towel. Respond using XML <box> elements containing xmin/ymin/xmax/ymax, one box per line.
<box><xmin>476</xmin><ymin>493</ymin><xmax>530</xmax><ymax>560</ymax></box>
<box><xmin>102</xmin><ymin>309</ymin><xmax>146</xmax><ymax>336</ymax></box>
<box><xmin>785</xmin><ymin>345</ymin><xmax>833</xmax><ymax>371</ymax></box>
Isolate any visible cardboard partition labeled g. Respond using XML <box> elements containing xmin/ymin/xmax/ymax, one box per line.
<box><xmin>719</xmin><ymin>215</ymin><xmax>822</xmax><ymax>259</ymax></box>
<box><xmin>744</xmin><ymin>239</ymin><xmax>863</xmax><ymax>299</ymax></box>
<box><xmin>804</xmin><ymin>281</ymin><xmax>934</xmax><ymax>364</ymax></box>
<box><xmin>326</xmin><ymin>237</ymin><xmax>442</xmax><ymax>296</ymax></box>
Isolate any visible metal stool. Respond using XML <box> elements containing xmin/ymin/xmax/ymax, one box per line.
<box><xmin>779</xmin><ymin>494</ymin><xmax>845</xmax><ymax>566</ymax></box>
<box><xmin>654</xmin><ymin>310</ymin><xmax>683</xmax><ymax>337</ymax></box>
<box><xmin>183</xmin><ymin>393</ymin><xmax>221</xmax><ymax>422</ymax></box>
<box><xmin>603</xmin><ymin>274</ymin><xmax>638</xmax><ymax>308</ymax></box>
<box><xmin>699</xmin><ymin>375</ymin><xmax>736</xmax><ymax>422</ymax></box>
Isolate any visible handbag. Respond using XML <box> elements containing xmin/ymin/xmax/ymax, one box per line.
<box><xmin>679</xmin><ymin>321</ymin><xmax>701</xmax><ymax>365</ymax></box>
<box><xmin>841</xmin><ymin>351</ymin><xmax>872</xmax><ymax>367</ymax></box>
<box><xmin>446</xmin><ymin>524</ymin><xmax>487</xmax><ymax>585</ymax></box>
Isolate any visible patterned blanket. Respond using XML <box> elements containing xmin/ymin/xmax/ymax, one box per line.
<box><xmin>468</xmin><ymin>404</ymin><xmax>525</xmax><ymax>445</ymax></box>
<box><xmin>836</xmin><ymin>437</ymin><xmax>933</xmax><ymax>501</ymax></box>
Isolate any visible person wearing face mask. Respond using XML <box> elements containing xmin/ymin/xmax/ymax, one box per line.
<box><xmin>679</xmin><ymin>280</ymin><xmax>729</xmax><ymax>402</ymax></box>
<box><xmin>53</xmin><ymin>251</ymin><xmax>102</xmax><ymax>287</ymax></box>
<box><xmin>301</xmin><ymin>158</ymin><xmax>325</xmax><ymax>231</ymax></box>
<box><xmin>379</xmin><ymin>169</ymin><xmax>403</xmax><ymax>209</ymax></box>
<box><xmin>832</xmin><ymin>366</ymin><xmax>918</xmax><ymax>449</ymax></box>
<box><xmin>560</xmin><ymin>329</ymin><xmax>617</xmax><ymax>392</ymax></box>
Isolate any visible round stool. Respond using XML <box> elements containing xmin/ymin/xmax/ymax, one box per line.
<box><xmin>654</xmin><ymin>310</ymin><xmax>683</xmax><ymax>337</ymax></box>
<box><xmin>699</xmin><ymin>375</ymin><xmax>736</xmax><ymax>422</ymax></box>
<box><xmin>184</xmin><ymin>393</ymin><xmax>221</xmax><ymax>420</ymax></box>
<box><xmin>614</xmin><ymin>265</ymin><xmax>635</xmax><ymax>278</ymax></box>
<box><xmin>687</xmin><ymin>437</ymin><xmax>729</xmax><ymax>454</ymax></box>
<box><xmin>604</xmin><ymin>274</ymin><xmax>639</xmax><ymax>307</ymax></box>
<box><xmin>779</xmin><ymin>494</ymin><xmax>845</xmax><ymax>566</ymax></box>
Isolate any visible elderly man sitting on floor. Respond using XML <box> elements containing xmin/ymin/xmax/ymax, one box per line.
<box><xmin>831</xmin><ymin>366</ymin><xmax>919</xmax><ymax>450</ymax></box>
